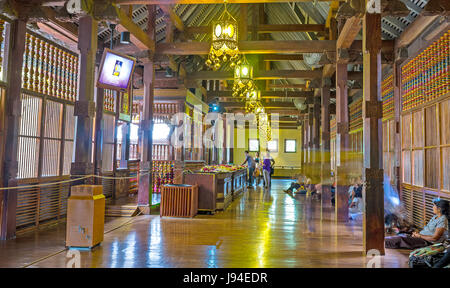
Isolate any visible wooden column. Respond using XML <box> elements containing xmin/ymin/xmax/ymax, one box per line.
<box><xmin>312</xmin><ymin>95</ymin><xmax>321</xmax><ymax>183</ymax></box>
<box><xmin>307</xmin><ymin>108</ymin><xmax>313</xmax><ymax>178</ymax></box>
<box><xmin>321</xmin><ymin>79</ymin><xmax>332</xmax><ymax>208</ymax></box>
<box><xmin>335</xmin><ymin>63</ymin><xmax>349</xmax><ymax>222</ymax></box>
<box><xmin>1</xmin><ymin>19</ymin><xmax>26</xmax><ymax>240</ymax></box>
<box><xmin>362</xmin><ymin>11</ymin><xmax>384</xmax><ymax>255</ymax></box>
<box><xmin>300</xmin><ymin>120</ymin><xmax>305</xmax><ymax>175</ymax></box>
<box><xmin>71</xmin><ymin>16</ymin><xmax>97</xmax><ymax>176</ymax></box>
<box><xmin>94</xmin><ymin>86</ymin><xmax>104</xmax><ymax>184</ymax></box>
<box><xmin>222</xmin><ymin>114</ymin><xmax>227</xmax><ymax>164</ymax></box>
<box><xmin>240</xmin><ymin>4</ymin><xmax>248</xmax><ymax>41</ymax></box>
<box><xmin>137</xmin><ymin>5</ymin><xmax>156</xmax><ymax>209</ymax></box>
<box><xmin>393</xmin><ymin>62</ymin><xmax>402</xmax><ymax>194</ymax></box>
<box><xmin>120</xmin><ymin>122</ymin><xmax>130</xmax><ymax>169</ymax></box>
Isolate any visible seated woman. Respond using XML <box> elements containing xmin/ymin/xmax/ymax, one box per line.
<box><xmin>284</xmin><ymin>174</ymin><xmax>305</xmax><ymax>194</ymax></box>
<box><xmin>385</xmin><ymin>198</ymin><xmax>449</xmax><ymax>249</ymax></box>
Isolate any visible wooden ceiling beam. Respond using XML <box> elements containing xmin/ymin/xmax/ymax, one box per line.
<box><xmin>155</xmin><ymin>40</ymin><xmax>393</xmax><ymax>55</ymax></box>
<box><xmin>221</xmin><ymin>102</ymin><xmax>299</xmax><ymax>109</ymax></box>
<box><xmin>337</xmin><ymin>16</ymin><xmax>362</xmax><ymax>49</ymax></box>
<box><xmin>268</xmin><ymin>83</ymin><xmax>306</xmax><ymax>89</ymax></box>
<box><xmin>156</xmin><ymin>40</ymin><xmax>336</xmax><ymax>55</ymax></box>
<box><xmin>185</xmin><ymin>24</ymin><xmax>325</xmax><ymax>34</ymax></box>
<box><xmin>159</xmin><ymin>5</ymin><xmax>184</xmax><ymax>32</ymax></box>
<box><xmin>187</xmin><ymin>70</ymin><xmax>322</xmax><ymax>81</ymax></box>
<box><xmin>116</xmin><ymin>0</ymin><xmax>342</xmax><ymax>4</ymax></box>
<box><xmin>115</xmin><ymin>5</ymin><xmax>155</xmax><ymax>51</ymax></box>
<box><xmin>207</xmin><ymin>90</ymin><xmax>314</xmax><ymax>99</ymax></box>
<box><xmin>263</xmin><ymin>54</ymin><xmax>304</xmax><ymax>61</ymax></box>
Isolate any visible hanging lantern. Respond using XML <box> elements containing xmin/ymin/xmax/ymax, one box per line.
<box><xmin>205</xmin><ymin>2</ymin><xmax>239</xmax><ymax>71</ymax></box>
<box><xmin>232</xmin><ymin>56</ymin><xmax>254</xmax><ymax>99</ymax></box>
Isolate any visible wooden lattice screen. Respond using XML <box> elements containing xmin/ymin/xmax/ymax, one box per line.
<box><xmin>400</xmin><ymin>30</ymin><xmax>450</xmax><ymax>228</ymax></box>
<box><xmin>382</xmin><ymin>73</ymin><xmax>396</xmax><ymax>183</ymax></box>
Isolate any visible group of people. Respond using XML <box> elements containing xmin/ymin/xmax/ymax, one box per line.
<box><xmin>242</xmin><ymin>151</ymin><xmax>275</xmax><ymax>189</ymax></box>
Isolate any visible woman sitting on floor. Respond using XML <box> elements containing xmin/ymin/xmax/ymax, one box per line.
<box><xmin>284</xmin><ymin>174</ymin><xmax>306</xmax><ymax>194</ymax></box>
<box><xmin>385</xmin><ymin>198</ymin><xmax>449</xmax><ymax>249</ymax></box>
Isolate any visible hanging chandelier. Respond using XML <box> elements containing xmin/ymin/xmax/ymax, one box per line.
<box><xmin>205</xmin><ymin>1</ymin><xmax>240</xmax><ymax>71</ymax></box>
<box><xmin>232</xmin><ymin>56</ymin><xmax>255</xmax><ymax>99</ymax></box>
<box><xmin>258</xmin><ymin>112</ymin><xmax>272</xmax><ymax>141</ymax></box>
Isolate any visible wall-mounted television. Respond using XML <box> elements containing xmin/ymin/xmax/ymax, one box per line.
<box><xmin>97</xmin><ymin>48</ymin><xmax>136</xmax><ymax>91</ymax></box>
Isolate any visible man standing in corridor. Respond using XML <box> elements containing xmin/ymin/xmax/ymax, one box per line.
<box><xmin>242</xmin><ymin>151</ymin><xmax>255</xmax><ymax>189</ymax></box>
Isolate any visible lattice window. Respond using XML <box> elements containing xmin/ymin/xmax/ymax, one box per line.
<box><xmin>17</xmin><ymin>94</ymin><xmax>41</xmax><ymax>179</ymax></box>
<box><xmin>104</xmin><ymin>89</ymin><xmax>116</xmax><ymax>112</ymax></box>
<box><xmin>382</xmin><ymin>74</ymin><xmax>394</xmax><ymax>121</ymax></box>
<box><xmin>401</xmin><ymin>30</ymin><xmax>449</xmax><ymax>112</ymax></box>
<box><xmin>22</xmin><ymin>32</ymin><xmax>78</xmax><ymax>101</ymax></box>
<box><xmin>63</xmin><ymin>105</ymin><xmax>75</xmax><ymax>175</ymax></box>
<box><xmin>349</xmin><ymin>97</ymin><xmax>363</xmax><ymax>132</ymax></box>
<box><xmin>41</xmin><ymin>100</ymin><xmax>63</xmax><ymax>177</ymax></box>
<box><xmin>102</xmin><ymin>114</ymin><xmax>115</xmax><ymax>172</ymax></box>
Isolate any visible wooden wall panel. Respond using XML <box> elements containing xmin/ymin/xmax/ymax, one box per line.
<box><xmin>441</xmin><ymin>99</ymin><xmax>450</xmax><ymax>145</ymax></box>
<box><xmin>402</xmin><ymin>113</ymin><xmax>411</xmax><ymax>149</ymax></box>
<box><xmin>412</xmin><ymin>111</ymin><xmax>423</xmax><ymax>148</ymax></box>
<box><xmin>443</xmin><ymin>147</ymin><xmax>450</xmax><ymax>192</ymax></box>
<box><xmin>413</xmin><ymin>150</ymin><xmax>424</xmax><ymax>187</ymax></box>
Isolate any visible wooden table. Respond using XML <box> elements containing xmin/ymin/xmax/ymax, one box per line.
<box><xmin>184</xmin><ymin>172</ymin><xmax>233</xmax><ymax>213</ymax></box>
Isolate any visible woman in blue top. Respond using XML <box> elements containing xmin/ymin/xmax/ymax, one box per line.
<box><xmin>385</xmin><ymin>198</ymin><xmax>449</xmax><ymax>249</ymax></box>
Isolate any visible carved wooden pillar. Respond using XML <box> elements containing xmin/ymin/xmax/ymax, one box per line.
<box><xmin>335</xmin><ymin>63</ymin><xmax>350</xmax><ymax>222</ymax></box>
<box><xmin>312</xmin><ymin>94</ymin><xmax>321</xmax><ymax>183</ymax></box>
<box><xmin>307</xmin><ymin>107</ymin><xmax>313</xmax><ymax>178</ymax></box>
<box><xmin>120</xmin><ymin>122</ymin><xmax>130</xmax><ymax>169</ymax></box>
<box><xmin>1</xmin><ymin>19</ymin><xmax>26</xmax><ymax>240</ymax></box>
<box><xmin>137</xmin><ymin>5</ymin><xmax>156</xmax><ymax>209</ymax></box>
<box><xmin>393</xmin><ymin>62</ymin><xmax>402</xmax><ymax>195</ymax></box>
<box><xmin>174</xmin><ymin>101</ymin><xmax>185</xmax><ymax>162</ymax></box>
<box><xmin>138</xmin><ymin>62</ymin><xmax>154</xmax><ymax>208</ymax></box>
<box><xmin>222</xmin><ymin>114</ymin><xmax>227</xmax><ymax>164</ymax></box>
<box><xmin>300</xmin><ymin>120</ymin><xmax>305</xmax><ymax>175</ymax></box>
<box><xmin>362</xmin><ymin>11</ymin><xmax>384</xmax><ymax>255</ymax></box>
<box><xmin>321</xmin><ymin>79</ymin><xmax>332</xmax><ymax>208</ymax></box>
<box><xmin>71</xmin><ymin>16</ymin><xmax>97</xmax><ymax>177</ymax></box>
<box><xmin>94</xmin><ymin>85</ymin><xmax>104</xmax><ymax>184</ymax></box>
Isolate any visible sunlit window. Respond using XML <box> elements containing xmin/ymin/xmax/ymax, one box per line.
<box><xmin>153</xmin><ymin>123</ymin><xmax>171</xmax><ymax>140</ymax></box>
<box><xmin>267</xmin><ymin>140</ymin><xmax>278</xmax><ymax>152</ymax></box>
<box><xmin>285</xmin><ymin>139</ymin><xmax>297</xmax><ymax>153</ymax></box>
<box><xmin>249</xmin><ymin>139</ymin><xmax>259</xmax><ymax>152</ymax></box>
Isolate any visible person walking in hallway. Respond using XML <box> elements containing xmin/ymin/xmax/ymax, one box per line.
<box><xmin>242</xmin><ymin>151</ymin><xmax>255</xmax><ymax>188</ymax></box>
<box><xmin>262</xmin><ymin>151</ymin><xmax>274</xmax><ymax>189</ymax></box>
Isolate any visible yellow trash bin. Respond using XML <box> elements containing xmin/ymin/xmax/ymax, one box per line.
<box><xmin>66</xmin><ymin>185</ymin><xmax>105</xmax><ymax>248</ymax></box>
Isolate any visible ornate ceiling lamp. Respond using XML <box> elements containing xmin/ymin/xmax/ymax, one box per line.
<box><xmin>232</xmin><ymin>56</ymin><xmax>255</xmax><ymax>99</ymax></box>
<box><xmin>205</xmin><ymin>1</ymin><xmax>240</xmax><ymax>71</ymax></box>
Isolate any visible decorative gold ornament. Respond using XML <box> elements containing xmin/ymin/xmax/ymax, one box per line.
<box><xmin>206</xmin><ymin>2</ymin><xmax>239</xmax><ymax>71</ymax></box>
<box><xmin>232</xmin><ymin>56</ymin><xmax>255</xmax><ymax>100</ymax></box>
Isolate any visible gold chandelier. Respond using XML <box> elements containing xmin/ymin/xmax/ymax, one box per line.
<box><xmin>258</xmin><ymin>113</ymin><xmax>272</xmax><ymax>141</ymax></box>
<box><xmin>232</xmin><ymin>56</ymin><xmax>255</xmax><ymax>99</ymax></box>
<box><xmin>205</xmin><ymin>2</ymin><xmax>240</xmax><ymax>71</ymax></box>
<box><xmin>244</xmin><ymin>90</ymin><xmax>264</xmax><ymax>114</ymax></box>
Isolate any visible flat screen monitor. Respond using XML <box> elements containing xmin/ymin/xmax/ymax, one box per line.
<box><xmin>97</xmin><ymin>48</ymin><xmax>136</xmax><ymax>91</ymax></box>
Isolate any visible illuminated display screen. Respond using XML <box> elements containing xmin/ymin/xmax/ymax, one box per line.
<box><xmin>97</xmin><ymin>49</ymin><xmax>136</xmax><ymax>90</ymax></box>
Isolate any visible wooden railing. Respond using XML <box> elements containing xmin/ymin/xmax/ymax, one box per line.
<box><xmin>16</xmin><ymin>176</ymin><xmax>71</xmax><ymax>233</ymax></box>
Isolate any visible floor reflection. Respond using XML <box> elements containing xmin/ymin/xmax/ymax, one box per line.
<box><xmin>1</xmin><ymin>179</ymin><xmax>410</xmax><ymax>268</ymax></box>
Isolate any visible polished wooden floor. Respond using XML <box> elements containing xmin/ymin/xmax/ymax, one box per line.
<box><xmin>0</xmin><ymin>180</ymin><xmax>409</xmax><ymax>268</ymax></box>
